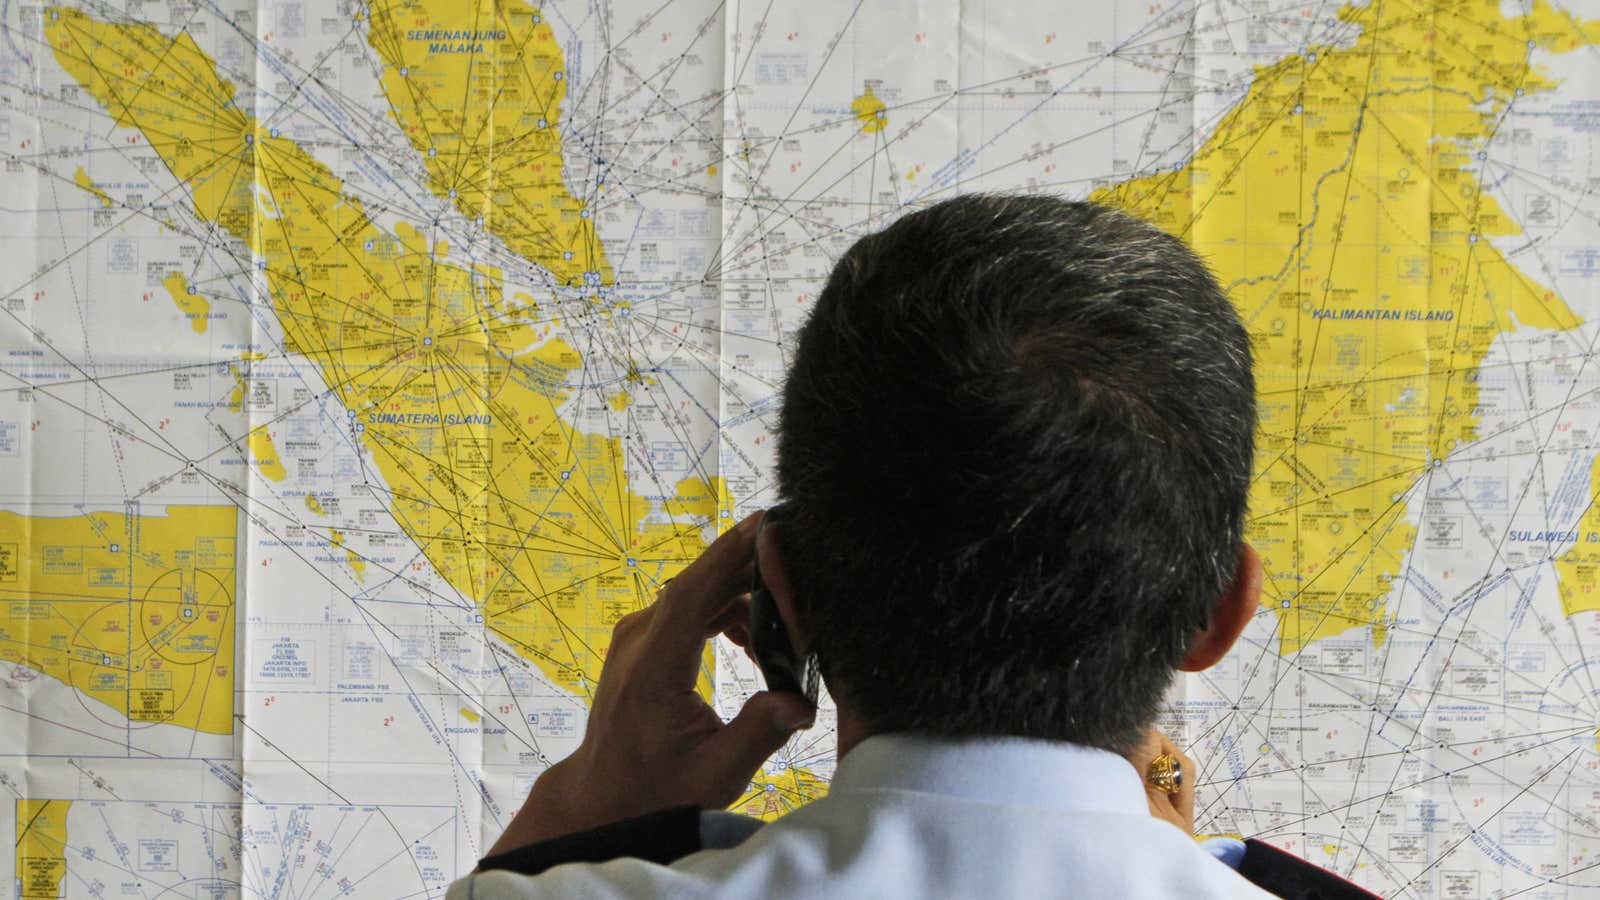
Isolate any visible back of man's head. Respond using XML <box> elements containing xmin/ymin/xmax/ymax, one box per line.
<box><xmin>775</xmin><ymin>194</ymin><xmax>1256</xmax><ymax>755</ymax></box>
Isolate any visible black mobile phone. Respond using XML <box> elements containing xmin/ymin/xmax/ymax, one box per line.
<box><xmin>749</xmin><ymin>507</ymin><xmax>820</xmax><ymax>705</ymax></box>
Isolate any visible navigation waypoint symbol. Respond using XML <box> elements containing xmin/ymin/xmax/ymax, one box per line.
<box><xmin>110</xmin><ymin>543</ymin><xmax>119</xmax><ymax>553</ymax></box>
<box><xmin>400</xmin><ymin>67</ymin><xmax>409</xmax><ymax>76</ymax></box>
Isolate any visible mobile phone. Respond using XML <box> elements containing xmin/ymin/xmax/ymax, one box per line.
<box><xmin>749</xmin><ymin>506</ymin><xmax>820</xmax><ymax>705</ymax></box>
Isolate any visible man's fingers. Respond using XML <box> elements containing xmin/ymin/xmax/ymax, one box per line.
<box><xmin>597</xmin><ymin>606</ymin><xmax>655</xmax><ymax>683</ymax></box>
<box><xmin>704</xmin><ymin>593</ymin><xmax>752</xmax><ymax>641</ymax></box>
<box><xmin>1138</xmin><ymin>731</ymin><xmax>1196</xmax><ymax>833</ymax></box>
<box><xmin>1125</xmin><ymin>728</ymin><xmax>1198</xmax><ymax>833</ymax></box>
<box><xmin>645</xmin><ymin>514</ymin><xmax>763</xmax><ymax>688</ymax></box>
<box><xmin>659</xmin><ymin>513</ymin><xmax>761</xmax><ymax>624</ymax></box>
<box><xmin>1163</xmin><ymin>737</ymin><xmax>1196</xmax><ymax>830</ymax></box>
<box><xmin>705</xmin><ymin>691</ymin><xmax>815</xmax><ymax>803</ymax></box>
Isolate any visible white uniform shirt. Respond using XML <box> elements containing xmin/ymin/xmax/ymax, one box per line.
<box><xmin>448</xmin><ymin>733</ymin><xmax>1276</xmax><ymax>899</ymax></box>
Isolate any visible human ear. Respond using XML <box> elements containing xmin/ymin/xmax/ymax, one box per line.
<box><xmin>1177</xmin><ymin>543</ymin><xmax>1262</xmax><ymax>672</ymax></box>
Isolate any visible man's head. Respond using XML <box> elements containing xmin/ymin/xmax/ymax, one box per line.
<box><xmin>765</xmin><ymin>194</ymin><xmax>1260</xmax><ymax>756</ymax></box>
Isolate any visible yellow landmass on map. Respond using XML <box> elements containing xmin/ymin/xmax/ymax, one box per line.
<box><xmin>304</xmin><ymin>493</ymin><xmax>325</xmax><ymax>515</ymax></box>
<box><xmin>459</xmin><ymin>706</ymin><xmax>481</xmax><ymax>723</ymax></box>
<box><xmin>47</xmin><ymin>8</ymin><xmax>725</xmax><ymax>699</ymax></box>
<box><xmin>225</xmin><ymin>364</ymin><xmax>246</xmax><ymax>413</ymax></box>
<box><xmin>247</xmin><ymin>425</ymin><xmax>287</xmax><ymax>482</ymax></box>
<box><xmin>0</xmin><ymin>507</ymin><xmax>236</xmax><ymax>734</ymax></box>
<box><xmin>364</xmin><ymin>0</ymin><xmax>611</xmax><ymax>288</ymax></box>
<box><xmin>608</xmin><ymin>390</ymin><xmax>632</xmax><ymax>411</ymax></box>
<box><xmin>73</xmin><ymin>166</ymin><xmax>111</xmax><ymax>207</ymax></box>
<box><xmin>16</xmin><ymin>800</ymin><xmax>69</xmax><ymax>900</ymax></box>
<box><xmin>328</xmin><ymin>528</ymin><xmax>366</xmax><ymax>578</ymax></box>
<box><xmin>1556</xmin><ymin>455</ymin><xmax>1600</xmax><ymax>615</ymax></box>
<box><xmin>1094</xmin><ymin>0</ymin><xmax>1592</xmax><ymax>654</ymax></box>
<box><xmin>851</xmin><ymin>86</ymin><xmax>887</xmax><ymax>133</ymax></box>
<box><xmin>1558</xmin><ymin>548</ymin><xmax>1600</xmax><ymax>616</ymax></box>
<box><xmin>738</xmin><ymin>767</ymin><xmax>830</xmax><ymax>821</ymax></box>
<box><xmin>162</xmin><ymin>271</ymin><xmax>210</xmax><ymax>333</ymax></box>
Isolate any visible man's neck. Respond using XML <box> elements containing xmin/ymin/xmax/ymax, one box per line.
<box><xmin>835</xmin><ymin>703</ymin><xmax>871</xmax><ymax>761</ymax></box>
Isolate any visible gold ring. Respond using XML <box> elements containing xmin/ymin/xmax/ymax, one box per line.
<box><xmin>1146</xmin><ymin>753</ymin><xmax>1182</xmax><ymax>795</ymax></box>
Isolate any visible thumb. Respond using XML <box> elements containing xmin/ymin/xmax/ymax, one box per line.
<box><xmin>708</xmin><ymin>691</ymin><xmax>815</xmax><ymax>785</ymax></box>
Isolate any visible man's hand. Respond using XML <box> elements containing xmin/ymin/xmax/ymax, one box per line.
<box><xmin>1126</xmin><ymin>729</ymin><xmax>1196</xmax><ymax>834</ymax></box>
<box><xmin>486</xmin><ymin>511</ymin><xmax>816</xmax><ymax>858</ymax></box>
